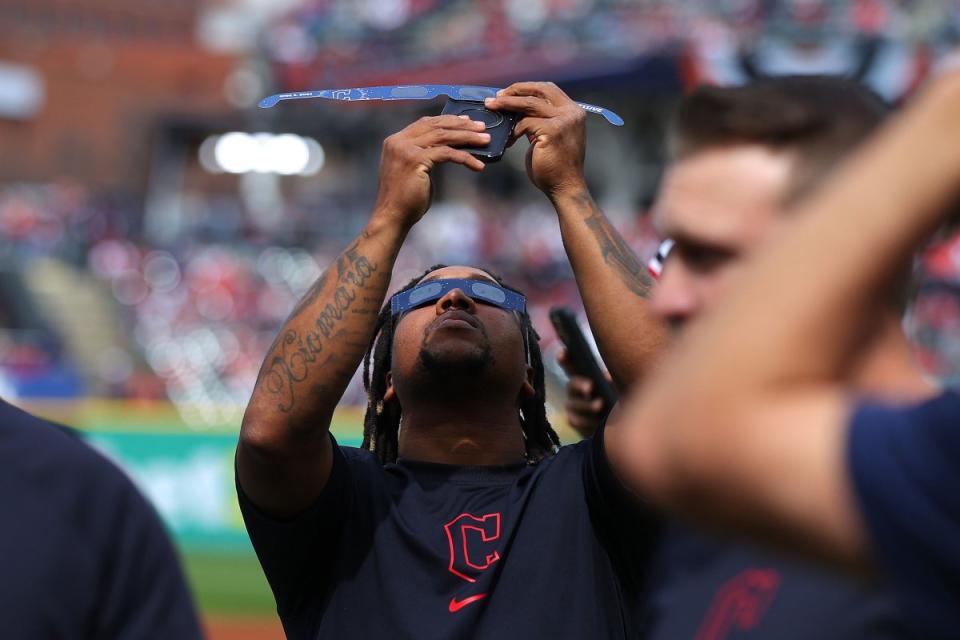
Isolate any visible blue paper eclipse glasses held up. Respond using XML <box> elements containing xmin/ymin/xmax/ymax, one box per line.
<box><xmin>390</xmin><ymin>278</ymin><xmax>526</xmax><ymax>317</ymax></box>
<box><xmin>258</xmin><ymin>84</ymin><xmax>624</xmax><ymax>127</ymax></box>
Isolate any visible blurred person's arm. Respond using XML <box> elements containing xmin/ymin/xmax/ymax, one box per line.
<box><xmin>238</xmin><ymin>116</ymin><xmax>491</xmax><ymax>517</ymax></box>
<box><xmin>614</xmin><ymin>72</ymin><xmax>960</xmax><ymax>570</ymax></box>
<box><xmin>485</xmin><ymin>83</ymin><xmax>666</xmax><ymax>394</ymax></box>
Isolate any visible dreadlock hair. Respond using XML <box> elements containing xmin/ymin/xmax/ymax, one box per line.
<box><xmin>361</xmin><ymin>265</ymin><xmax>560</xmax><ymax>465</ymax></box>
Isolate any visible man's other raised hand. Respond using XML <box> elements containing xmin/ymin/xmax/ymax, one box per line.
<box><xmin>373</xmin><ymin>115</ymin><xmax>490</xmax><ymax>228</ymax></box>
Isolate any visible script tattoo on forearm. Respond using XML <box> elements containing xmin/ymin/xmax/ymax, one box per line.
<box><xmin>578</xmin><ymin>194</ymin><xmax>653</xmax><ymax>299</ymax></box>
<box><xmin>258</xmin><ymin>243</ymin><xmax>379</xmax><ymax>412</ymax></box>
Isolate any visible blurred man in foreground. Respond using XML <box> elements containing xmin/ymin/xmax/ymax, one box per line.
<box><xmin>237</xmin><ymin>83</ymin><xmax>666</xmax><ymax>639</ymax></box>
<box><xmin>619</xmin><ymin>72</ymin><xmax>960</xmax><ymax>638</ymax></box>
<box><xmin>572</xmin><ymin>76</ymin><xmax>922</xmax><ymax>638</ymax></box>
<box><xmin>0</xmin><ymin>398</ymin><xmax>202</xmax><ymax>639</ymax></box>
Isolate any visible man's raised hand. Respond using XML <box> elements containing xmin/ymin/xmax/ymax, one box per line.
<box><xmin>373</xmin><ymin>115</ymin><xmax>490</xmax><ymax>226</ymax></box>
<box><xmin>484</xmin><ymin>82</ymin><xmax>587</xmax><ymax>199</ymax></box>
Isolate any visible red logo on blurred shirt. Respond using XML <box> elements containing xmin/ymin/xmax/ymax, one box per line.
<box><xmin>695</xmin><ymin>569</ymin><xmax>781</xmax><ymax>640</ymax></box>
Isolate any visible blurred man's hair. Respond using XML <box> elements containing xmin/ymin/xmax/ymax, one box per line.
<box><xmin>669</xmin><ymin>75</ymin><xmax>890</xmax><ymax>205</ymax></box>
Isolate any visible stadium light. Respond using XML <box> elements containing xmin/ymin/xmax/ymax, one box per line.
<box><xmin>265</xmin><ymin>133</ymin><xmax>310</xmax><ymax>175</ymax></box>
<box><xmin>201</xmin><ymin>132</ymin><xmax>324</xmax><ymax>175</ymax></box>
<box><xmin>214</xmin><ymin>132</ymin><xmax>257</xmax><ymax>174</ymax></box>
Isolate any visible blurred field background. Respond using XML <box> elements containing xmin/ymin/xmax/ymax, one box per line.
<box><xmin>2</xmin><ymin>1</ymin><xmax>960</xmax><ymax>638</ymax></box>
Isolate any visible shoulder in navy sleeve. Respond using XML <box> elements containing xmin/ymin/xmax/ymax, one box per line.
<box><xmin>583</xmin><ymin>418</ymin><xmax>663</xmax><ymax>597</ymax></box>
<box><xmin>0</xmin><ymin>399</ymin><xmax>202</xmax><ymax>640</ymax></box>
<box><xmin>847</xmin><ymin>389</ymin><xmax>960</xmax><ymax>639</ymax></box>
<box><xmin>237</xmin><ymin>434</ymin><xmax>390</xmax><ymax>638</ymax></box>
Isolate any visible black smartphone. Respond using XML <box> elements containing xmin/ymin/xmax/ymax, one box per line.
<box><xmin>548</xmin><ymin>306</ymin><xmax>618</xmax><ymax>409</ymax></box>
<box><xmin>441</xmin><ymin>98</ymin><xmax>518</xmax><ymax>163</ymax></box>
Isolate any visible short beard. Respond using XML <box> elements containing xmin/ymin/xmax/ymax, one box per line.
<box><xmin>417</xmin><ymin>341</ymin><xmax>494</xmax><ymax>382</ymax></box>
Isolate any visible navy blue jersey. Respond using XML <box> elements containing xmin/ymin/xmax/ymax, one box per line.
<box><xmin>0</xmin><ymin>399</ymin><xmax>202</xmax><ymax>640</ymax></box>
<box><xmin>646</xmin><ymin>523</ymin><xmax>908</xmax><ymax>639</ymax></box>
<box><xmin>238</xmin><ymin>430</ymin><xmax>657</xmax><ymax>639</ymax></box>
<box><xmin>849</xmin><ymin>389</ymin><xmax>960</xmax><ymax>639</ymax></box>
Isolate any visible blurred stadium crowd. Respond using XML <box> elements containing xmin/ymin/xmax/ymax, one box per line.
<box><xmin>0</xmin><ymin>178</ymin><xmax>658</xmax><ymax>424</ymax></box>
<box><xmin>2</xmin><ymin>0</ymin><xmax>960</xmax><ymax>428</ymax></box>
<box><xmin>259</xmin><ymin>0</ymin><xmax>960</xmax><ymax>66</ymax></box>
<box><xmin>2</xmin><ymin>163</ymin><xmax>957</xmax><ymax>428</ymax></box>
<box><xmin>259</xmin><ymin>0</ymin><xmax>960</xmax><ymax>97</ymax></box>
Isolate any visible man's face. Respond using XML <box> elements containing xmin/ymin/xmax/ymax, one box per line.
<box><xmin>651</xmin><ymin>145</ymin><xmax>795</xmax><ymax>336</ymax></box>
<box><xmin>388</xmin><ymin>265</ymin><xmax>532</xmax><ymax>402</ymax></box>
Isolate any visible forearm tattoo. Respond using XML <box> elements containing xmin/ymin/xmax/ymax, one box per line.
<box><xmin>577</xmin><ymin>193</ymin><xmax>653</xmax><ymax>299</ymax></box>
<box><xmin>256</xmin><ymin>242</ymin><xmax>380</xmax><ymax>412</ymax></box>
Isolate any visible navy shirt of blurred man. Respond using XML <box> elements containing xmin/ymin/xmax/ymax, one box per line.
<box><xmin>849</xmin><ymin>390</ymin><xmax>960</xmax><ymax>638</ymax></box>
<box><xmin>0</xmin><ymin>398</ymin><xmax>202</xmax><ymax>639</ymax></box>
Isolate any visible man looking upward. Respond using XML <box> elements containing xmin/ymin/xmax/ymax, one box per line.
<box><xmin>237</xmin><ymin>84</ymin><xmax>666</xmax><ymax>639</ymax></box>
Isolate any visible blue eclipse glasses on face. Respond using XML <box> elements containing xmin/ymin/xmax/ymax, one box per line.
<box><xmin>390</xmin><ymin>278</ymin><xmax>526</xmax><ymax>317</ymax></box>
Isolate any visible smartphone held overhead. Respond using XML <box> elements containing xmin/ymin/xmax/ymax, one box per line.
<box><xmin>440</xmin><ymin>98</ymin><xmax>518</xmax><ymax>163</ymax></box>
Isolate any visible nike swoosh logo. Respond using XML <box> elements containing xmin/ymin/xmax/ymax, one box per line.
<box><xmin>448</xmin><ymin>593</ymin><xmax>487</xmax><ymax>613</ymax></box>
